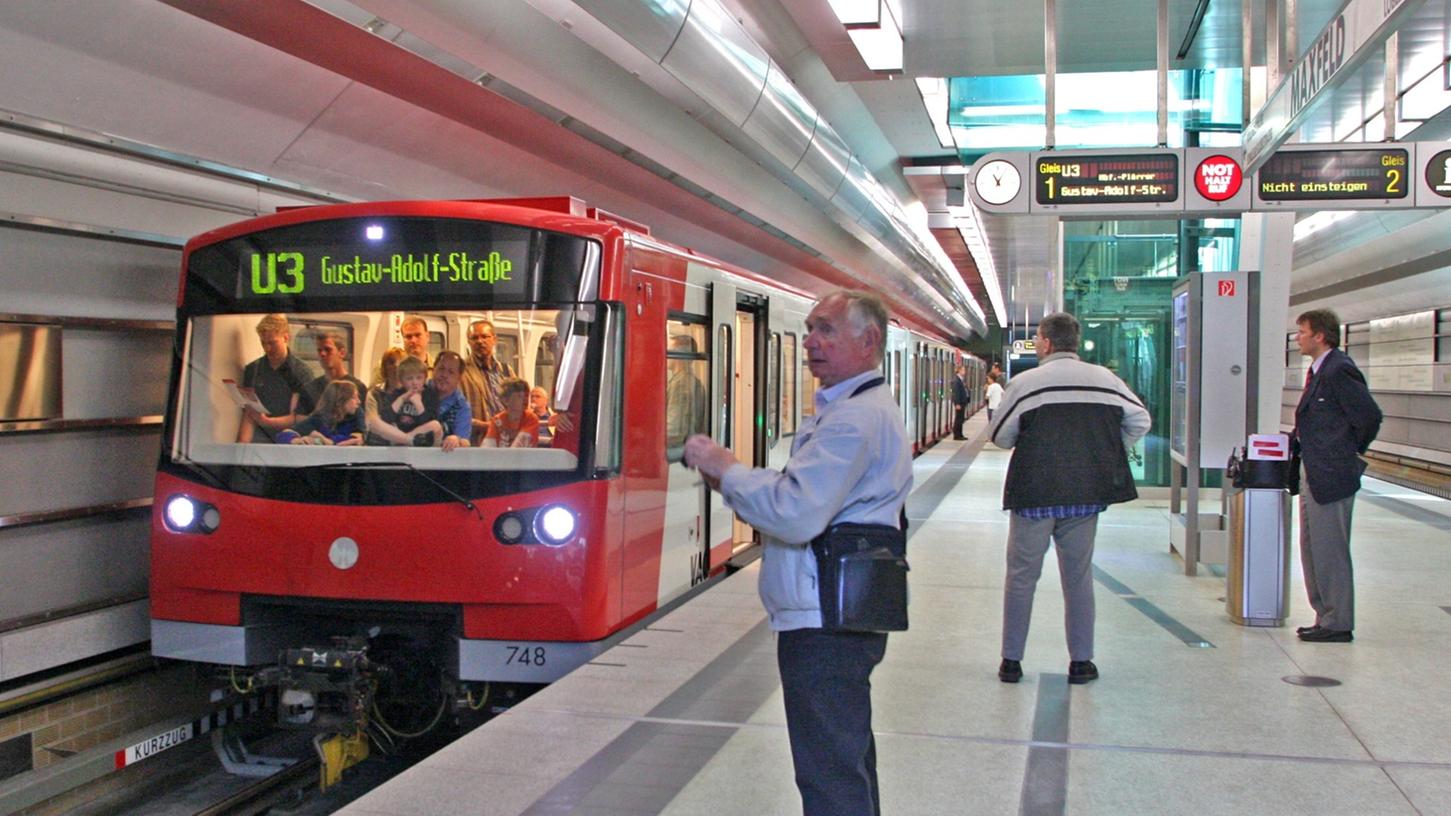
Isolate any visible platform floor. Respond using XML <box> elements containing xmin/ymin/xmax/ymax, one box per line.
<box><xmin>337</xmin><ymin>414</ymin><xmax>1451</xmax><ymax>815</ymax></box>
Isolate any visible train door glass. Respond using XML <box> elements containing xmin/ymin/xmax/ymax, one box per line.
<box><xmin>766</xmin><ymin>332</ymin><xmax>780</xmax><ymax>449</ymax></box>
<box><xmin>533</xmin><ymin>332</ymin><xmax>557</xmax><ymax>399</ymax></box>
<box><xmin>893</xmin><ymin>351</ymin><xmax>901</xmax><ymax>403</ymax></box>
<box><xmin>780</xmin><ymin>333</ymin><xmax>797</xmax><ymax>438</ymax></box>
<box><xmin>732</xmin><ymin>311</ymin><xmax>757</xmax><ymax>553</ymax></box>
<box><xmin>495</xmin><ymin>333</ymin><xmax>520</xmax><ymax>375</ymax></box>
<box><xmin>800</xmin><ymin>342</ymin><xmax>816</xmax><ymax>417</ymax></box>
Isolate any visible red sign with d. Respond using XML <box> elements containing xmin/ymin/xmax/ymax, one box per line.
<box><xmin>1195</xmin><ymin>155</ymin><xmax>1243</xmax><ymax>202</ymax></box>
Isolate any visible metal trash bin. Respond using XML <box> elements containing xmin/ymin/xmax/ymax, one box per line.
<box><xmin>1225</xmin><ymin>452</ymin><xmax>1292</xmax><ymax>627</ymax></box>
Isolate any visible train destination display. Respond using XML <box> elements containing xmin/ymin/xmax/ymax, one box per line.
<box><xmin>1035</xmin><ymin>153</ymin><xmax>1179</xmax><ymax>205</ymax></box>
<box><xmin>1256</xmin><ymin>147</ymin><xmax>1410</xmax><ymax>201</ymax></box>
<box><xmin>971</xmin><ymin>142</ymin><xmax>1451</xmax><ymax>214</ymax></box>
<box><xmin>242</xmin><ymin>246</ymin><xmax>522</xmax><ymax>297</ymax></box>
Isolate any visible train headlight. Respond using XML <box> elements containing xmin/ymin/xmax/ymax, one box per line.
<box><xmin>163</xmin><ymin>495</ymin><xmax>220</xmax><ymax>534</ymax></box>
<box><xmin>165</xmin><ymin>496</ymin><xmax>196</xmax><ymax>530</ymax></box>
<box><xmin>534</xmin><ymin>505</ymin><xmax>577</xmax><ymax>547</ymax></box>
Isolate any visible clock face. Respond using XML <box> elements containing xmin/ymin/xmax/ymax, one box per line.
<box><xmin>974</xmin><ymin>159</ymin><xmax>1021</xmax><ymax>206</ymax></box>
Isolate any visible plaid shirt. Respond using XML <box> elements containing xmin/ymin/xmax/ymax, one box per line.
<box><xmin>1014</xmin><ymin>504</ymin><xmax>1106</xmax><ymax>519</ymax></box>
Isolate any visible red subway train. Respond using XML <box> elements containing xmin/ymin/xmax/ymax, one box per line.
<box><xmin>148</xmin><ymin>196</ymin><xmax>978</xmax><ymax>725</ymax></box>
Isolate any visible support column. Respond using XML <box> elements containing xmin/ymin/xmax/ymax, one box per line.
<box><xmin>1237</xmin><ymin>212</ymin><xmax>1296</xmax><ymax>435</ymax></box>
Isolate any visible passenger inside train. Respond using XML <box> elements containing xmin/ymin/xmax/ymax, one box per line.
<box><xmin>175</xmin><ymin>307</ymin><xmax>582</xmax><ymax>470</ymax></box>
<box><xmin>275</xmin><ymin>380</ymin><xmax>365</xmax><ymax>446</ymax></box>
<box><xmin>479</xmin><ymin>377</ymin><xmax>539</xmax><ymax>448</ymax></box>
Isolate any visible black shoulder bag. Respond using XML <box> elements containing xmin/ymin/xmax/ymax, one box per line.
<box><xmin>810</xmin><ymin>377</ymin><xmax>910</xmax><ymax>633</ymax></box>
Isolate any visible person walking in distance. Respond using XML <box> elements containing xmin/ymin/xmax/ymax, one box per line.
<box><xmin>1292</xmin><ymin>309</ymin><xmax>1381</xmax><ymax>643</ymax></box>
<box><xmin>989</xmin><ymin>313</ymin><xmax>1150</xmax><ymax>685</ymax></box>
<box><xmin>684</xmin><ymin>290</ymin><xmax>911</xmax><ymax>816</ymax></box>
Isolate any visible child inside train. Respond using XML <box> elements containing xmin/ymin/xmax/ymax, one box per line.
<box><xmin>275</xmin><ymin>380</ymin><xmax>365</xmax><ymax>446</ymax></box>
<box><xmin>481</xmin><ymin>377</ymin><xmax>539</xmax><ymax>448</ymax></box>
<box><xmin>376</xmin><ymin>356</ymin><xmax>444</xmax><ymax>447</ymax></box>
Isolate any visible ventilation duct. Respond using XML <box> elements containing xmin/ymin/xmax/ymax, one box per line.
<box><xmin>572</xmin><ymin>0</ymin><xmax>986</xmax><ymax>337</ymax></box>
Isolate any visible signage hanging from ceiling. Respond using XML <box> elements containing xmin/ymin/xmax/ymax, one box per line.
<box><xmin>1424</xmin><ymin>149</ymin><xmax>1451</xmax><ymax>199</ymax></box>
<box><xmin>1034</xmin><ymin>153</ymin><xmax>1180</xmax><ymax>206</ymax></box>
<box><xmin>1253</xmin><ymin>145</ymin><xmax>1410</xmax><ymax>206</ymax></box>
<box><xmin>1193</xmin><ymin>155</ymin><xmax>1244</xmax><ymax>202</ymax></box>
<box><xmin>969</xmin><ymin>141</ymin><xmax>1451</xmax><ymax>214</ymax></box>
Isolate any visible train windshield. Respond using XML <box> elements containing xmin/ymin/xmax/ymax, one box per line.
<box><xmin>163</xmin><ymin>216</ymin><xmax>611</xmax><ymax>501</ymax></box>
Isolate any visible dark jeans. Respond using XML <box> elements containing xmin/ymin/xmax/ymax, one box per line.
<box><xmin>778</xmin><ymin>628</ymin><xmax>889</xmax><ymax>816</ymax></box>
<box><xmin>952</xmin><ymin>405</ymin><xmax>966</xmax><ymax>438</ymax></box>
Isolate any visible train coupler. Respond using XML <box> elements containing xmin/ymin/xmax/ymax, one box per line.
<box><xmin>314</xmin><ymin>729</ymin><xmax>370</xmax><ymax>790</ymax></box>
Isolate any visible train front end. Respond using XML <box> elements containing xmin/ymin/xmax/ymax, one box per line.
<box><xmin>149</xmin><ymin>202</ymin><xmax>629</xmax><ymax>698</ymax></box>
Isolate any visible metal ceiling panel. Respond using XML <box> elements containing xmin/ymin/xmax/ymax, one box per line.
<box><xmin>794</xmin><ymin>120</ymin><xmax>851</xmax><ymax>198</ymax></box>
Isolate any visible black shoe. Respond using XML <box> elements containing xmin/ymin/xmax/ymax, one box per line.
<box><xmin>412</xmin><ymin>432</ymin><xmax>435</xmax><ymax>447</ymax></box>
<box><xmin>998</xmin><ymin>659</ymin><xmax>1022</xmax><ymax>683</ymax></box>
<box><xmin>1298</xmin><ymin>628</ymin><xmax>1352</xmax><ymax>642</ymax></box>
<box><xmin>1295</xmin><ymin>624</ymin><xmax>1321</xmax><ymax>635</ymax></box>
<box><xmin>1068</xmin><ymin>660</ymin><xmax>1099</xmax><ymax>684</ymax></box>
<box><xmin>952</xmin><ymin>435</ymin><xmax>967</xmax><ymax>440</ymax></box>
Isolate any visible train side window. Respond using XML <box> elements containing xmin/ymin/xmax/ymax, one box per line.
<box><xmin>800</xmin><ymin>340</ymin><xmax>816</xmax><ymax>417</ymax></box>
<box><xmin>893</xmin><ymin>352</ymin><xmax>900</xmax><ymax>399</ymax></box>
<box><xmin>781</xmin><ymin>333</ymin><xmax>797</xmax><ymax>436</ymax></box>
<box><xmin>666</xmin><ymin>319</ymin><xmax>709</xmax><ymax>459</ymax></box>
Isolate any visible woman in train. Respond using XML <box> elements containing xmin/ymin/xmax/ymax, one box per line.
<box><xmin>275</xmin><ymin>380</ymin><xmax>365</xmax><ymax>446</ymax></box>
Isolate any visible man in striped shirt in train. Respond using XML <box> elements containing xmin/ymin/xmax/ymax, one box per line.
<box><xmin>988</xmin><ymin>312</ymin><xmax>1151</xmax><ymax>685</ymax></box>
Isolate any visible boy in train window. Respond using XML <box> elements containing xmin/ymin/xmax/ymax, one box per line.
<box><xmin>377</xmin><ymin>356</ymin><xmax>443</xmax><ymax>446</ymax></box>
<box><xmin>481</xmin><ymin>377</ymin><xmax>539</xmax><ymax>448</ymax></box>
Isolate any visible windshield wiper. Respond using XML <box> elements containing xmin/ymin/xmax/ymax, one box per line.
<box><xmin>312</xmin><ymin>461</ymin><xmax>483</xmax><ymax>520</ymax></box>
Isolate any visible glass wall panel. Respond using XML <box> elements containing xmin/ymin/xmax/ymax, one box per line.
<box><xmin>1062</xmin><ymin>218</ymin><xmax>1240</xmax><ymax>487</ymax></box>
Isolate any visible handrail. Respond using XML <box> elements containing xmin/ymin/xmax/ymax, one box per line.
<box><xmin>0</xmin><ymin>415</ymin><xmax>163</xmax><ymax>435</ymax></box>
<box><xmin>0</xmin><ymin>497</ymin><xmax>152</xmax><ymax>531</ymax></box>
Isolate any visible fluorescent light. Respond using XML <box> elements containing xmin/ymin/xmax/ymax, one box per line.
<box><xmin>951</xmin><ymin>205</ymin><xmax>1007</xmax><ymax>325</ymax></box>
<box><xmin>828</xmin><ymin>0</ymin><xmax>881</xmax><ymax>25</ymax></box>
<box><xmin>847</xmin><ymin>18</ymin><xmax>903</xmax><ymax>72</ymax></box>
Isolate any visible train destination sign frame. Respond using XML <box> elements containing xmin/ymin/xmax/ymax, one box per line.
<box><xmin>1252</xmin><ymin>144</ymin><xmax>1411</xmax><ymax>209</ymax></box>
<box><xmin>1034</xmin><ymin>153</ymin><xmax>1180</xmax><ymax>207</ymax></box>
<box><xmin>969</xmin><ymin>141</ymin><xmax>1451</xmax><ymax>215</ymax></box>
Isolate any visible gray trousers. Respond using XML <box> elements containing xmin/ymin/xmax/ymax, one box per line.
<box><xmin>1001</xmin><ymin>513</ymin><xmax>1099</xmax><ymax>662</ymax></box>
<box><xmin>1299</xmin><ymin>476</ymin><xmax>1356</xmax><ymax>631</ymax></box>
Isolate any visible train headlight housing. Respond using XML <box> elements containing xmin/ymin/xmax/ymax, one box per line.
<box><xmin>535</xmin><ymin>505</ymin><xmax>577</xmax><ymax>547</ymax></box>
<box><xmin>494</xmin><ymin>513</ymin><xmax>526</xmax><ymax>544</ymax></box>
<box><xmin>163</xmin><ymin>495</ymin><xmax>220</xmax><ymax>534</ymax></box>
<box><xmin>494</xmin><ymin>505</ymin><xmax>578</xmax><ymax>546</ymax></box>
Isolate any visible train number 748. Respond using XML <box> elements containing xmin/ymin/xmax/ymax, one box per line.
<box><xmin>505</xmin><ymin>645</ymin><xmax>547</xmax><ymax>666</ymax></box>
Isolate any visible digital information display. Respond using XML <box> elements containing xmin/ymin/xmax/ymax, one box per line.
<box><xmin>1256</xmin><ymin>148</ymin><xmax>1410</xmax><ymax>201</ymax></box>
<box><xmin>1035</xmin><ymin>153</ymin><xmax>1180</xmax><ymax>205</ymax></box>
<box><xmin>238</xmin><ymin>241</ymin><xmax>530</xmax><ymax>299</ymax></box>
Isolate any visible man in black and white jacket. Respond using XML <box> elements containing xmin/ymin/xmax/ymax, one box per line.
<box><xmin>988</xmin><ymin>312</ymin><xmax>1151</xmax><ymax>685</ymax></box>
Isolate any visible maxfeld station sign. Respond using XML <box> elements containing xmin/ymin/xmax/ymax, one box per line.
<box><xmin>969</xmin><ymin>142</ymin><xmax>1451</xmax><ymax>216</ymax></box>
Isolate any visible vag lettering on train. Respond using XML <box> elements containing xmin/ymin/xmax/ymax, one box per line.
<box><xmin>249</xmin><ymin>252</ymin><xmax>305</xmax><ymax>294</ymax></box>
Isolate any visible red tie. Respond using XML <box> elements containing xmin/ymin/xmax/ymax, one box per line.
<box><xmin>1304</xmin><ymin>366</ymin><xmax>1313</xmax><ymax>387</ymax></box>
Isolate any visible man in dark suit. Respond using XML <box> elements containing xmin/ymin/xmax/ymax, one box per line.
<box><xmin>1292</xmin><ymin>309</ymin><xmax>1382</xmax><ymax>643</ymax></box>
<box><xmin>951</xmin><ymin>364</ymin><xmax>969</xmax><ymax>439</ymax></box>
